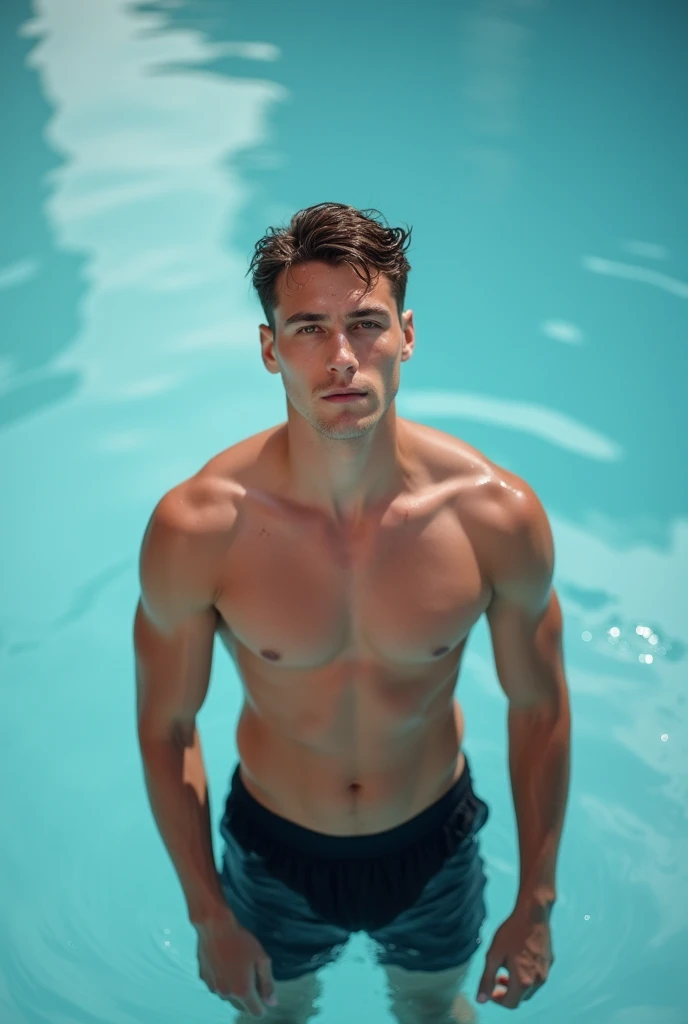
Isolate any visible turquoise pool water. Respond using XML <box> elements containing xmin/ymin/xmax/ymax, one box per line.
<box><xmin>2</xmin><ymin>1</ymin><xmax>686</xmax><ymax>1021</ymax></box>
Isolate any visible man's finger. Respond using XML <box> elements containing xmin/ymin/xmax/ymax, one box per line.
<box><xmin>475</xmin><ymin>958</ymin><xmax>497</xmax><ymax>1007</ymax></box>
<box><xmin>476</xmin><ymin>967</ymin><xmax>495</xmax><ymax>1004</ymax></box>
<box><xmin>477</xmin><ymin>953</ymin><xmax>504</xmax><ymax>1004</ymax></box>
<box><xmin>492</xmin><ymin>968</ymin><xmax>526</xmax><ymax>1010</ymax></box>
<box><xmin>255</xmin><ymin>957</ymin><xmax>277</xmax><ymax>1008</ymax></box>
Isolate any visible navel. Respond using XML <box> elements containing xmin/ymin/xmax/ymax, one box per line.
<box><xmin>260</xmin><ymin>649</ymin><xmax>281</xmax><ymax>662</ymax></box>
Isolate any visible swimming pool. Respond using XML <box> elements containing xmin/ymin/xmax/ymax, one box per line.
<box><xmin>1</xmin><ymin>0</ymin><xmax>686</xmax><ymax>1021</ymax></box>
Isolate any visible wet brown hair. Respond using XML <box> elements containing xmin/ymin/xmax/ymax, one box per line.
<box><xmin>247</xmin><ymin>202</ymin><xmax>412</xmax><ymax>330</ymax></box>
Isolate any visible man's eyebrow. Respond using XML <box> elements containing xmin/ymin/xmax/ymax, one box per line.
<box><xmin>349</xmin><ymin>306</ymin><xmax>392</xmax><ymax>321</ymax></box>
<box><xmin>283</xmin><ymin>311</ymin><xmax>328</xmax><ymax>326</ymax></box>
<box><xmin>283</xmin><ymin>306</ymin><xmax>392</xmax><ymax>327</ymax></box>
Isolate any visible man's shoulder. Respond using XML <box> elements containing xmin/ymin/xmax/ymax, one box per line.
<box><xmin>407</xmin><ymin>418</ymin><xmax>548</xmax><ymax>551</ymax></box>
<box><xmin>140</xmin><ymin>425</ymin><xmax>285</xmax><ymax>605</ymax></box>
<box><xmin>153</xmin><ymin>423</ymin><xmax>285</xmax><ymax>537</ymax></box>
<box><xmin>441</xmin><ymin>436</ymin><xmax>551</xmax><ymax>592</ymax></box>
<box><xmin>406</xmin><ymin>419</ymin><xmax>532</xmax><ymax>511</ymax></box>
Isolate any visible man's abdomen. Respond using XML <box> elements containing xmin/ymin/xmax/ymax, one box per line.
<box><xmin>234</xmin><ymin>698</ymin><xmax>466</xmax><ymax>836</ymax></box>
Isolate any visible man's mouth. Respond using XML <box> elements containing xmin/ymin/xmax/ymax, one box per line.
<box><xmin>322</xmin><ymin>391</ymin><xmax>368</xmax><ymax>402</ymax></box>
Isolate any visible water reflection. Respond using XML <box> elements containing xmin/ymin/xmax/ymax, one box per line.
<box><xmin>0</xmin><ymin>11</ymin><xmax>84</xmax><ymax>427</ymax></box>
<box><xmin>0</xmin><ymin>259</ymin><xmax>39</xmax><ymax>290</ymax></box>
<box><xmin>541</xmin><ymin>319</ymin><xmax>585</xmax><ymax>345</ymax></box>
<box><xmin>583</xmin><ymin>255</ymin><xmax>688</xmax><ymax>299</ymax></box>
<box><xmin>398</xmin><ymin>389</ymin><xmax>623</xmax><ymax>460</ymax></box>
<box><xmin>18</xmin><ymin>0</ymin><xmax>285</xmax><ymax>417</ymax></box>
<box><xmin>456</xmin><ymin>0</ymin><xmax>545</xmax><ymax>205</ymax></box>
<box><xmin>621</xmin><ymin>240</ymin><xmax>670</xmax><ymax>261</ymax></box>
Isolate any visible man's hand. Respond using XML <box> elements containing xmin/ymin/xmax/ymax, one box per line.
<box><xmin>196</xmin><ymin>911</ymin><xmax>278</xmax><ymax>1018</ymax></box>
<box><xmin>476</xmin><ymin>902</ymin><xmax>554</xmax><ymax>1009</ymax></box>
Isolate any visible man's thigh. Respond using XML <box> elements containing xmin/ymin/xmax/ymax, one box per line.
<box><xmin>367</xmin><ymin>827</ymin><xmax>488</xmax><ymax>974</ymax></box>
<box><xmin>219</xmin><ymin>832</ymin><xmax>350</xmax><ymax>981</ymax></box>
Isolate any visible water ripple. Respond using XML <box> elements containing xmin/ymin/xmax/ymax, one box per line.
<box><xmin>479</xmin><ymin>805</ymin><xmax>639</xmax><ymax>1020</ymax></box>
<box><xmin>5</xmin><ymin>792</ymin><xmax>232</xmax><ymax>1023</ymax></box>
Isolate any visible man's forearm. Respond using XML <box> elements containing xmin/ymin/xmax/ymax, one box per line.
<box><xmin>138</xmin><ymin>728</ymin><xmax>232</xmax><ymax>927</ymax></box>
<box><xmin>507</xmin><ymin>683</ymin><xmax>571</xmax><ymax>912</ymax></box>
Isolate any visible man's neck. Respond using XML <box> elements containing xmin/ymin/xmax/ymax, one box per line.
<box><xmin>282</xmin><ymin>404</ymin><xmax>410</xmax><ymax>525</ymax></box>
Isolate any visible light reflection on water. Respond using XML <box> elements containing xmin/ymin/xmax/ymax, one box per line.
<box><xmin>1</xmin><ymin>1</ymin><xmax>685</xmax><ymax>1022</ymax></box>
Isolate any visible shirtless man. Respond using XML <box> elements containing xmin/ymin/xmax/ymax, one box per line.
<box><xmin>134</xmin><ymin>202</ymin><xmax>571</xmax><ymax>1023</ymax></box>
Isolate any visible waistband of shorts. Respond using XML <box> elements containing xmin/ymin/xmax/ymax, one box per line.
<box><xmin>225</xmin><ymin>755</ymin><xmax>478</xmax><ymax>859</ymax></box>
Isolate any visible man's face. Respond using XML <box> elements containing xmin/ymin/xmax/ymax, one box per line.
<box><xmin>259</xmin><ymin>261</ymin><xmax>415</xmax><ymax>440</ymax></box>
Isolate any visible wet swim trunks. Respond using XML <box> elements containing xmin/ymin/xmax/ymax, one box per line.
<box><xmin>218</xmin><ymin>756</ymin><xmax>489</xmax><ymax>981</ymax></box>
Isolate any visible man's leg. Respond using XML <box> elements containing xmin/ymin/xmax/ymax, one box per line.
<box><xmin>369</xmin><ymin>781</ymin><xmax>489</xmax><ymax>1024</ymax></box>
<box><xmin>383</xmin><ymin>962</ymin><xmax>476</xmax><ymax>1024</ymax></box>
<box><xmin>234</xmin><ymin>970</ymin><xmax>322</xmax><ymax>1024</ymax></box>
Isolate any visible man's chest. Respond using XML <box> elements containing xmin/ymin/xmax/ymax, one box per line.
<box><xmin>214</xmin><ymin>501</ymin><xmax>492</xmax><ymax>670</ymax></box>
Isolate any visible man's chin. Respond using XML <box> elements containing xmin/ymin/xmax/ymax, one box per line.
<box><xmin>313</xmin><ymin>417</ymin><xmax>374</xmax><ymax>441</ymax></box>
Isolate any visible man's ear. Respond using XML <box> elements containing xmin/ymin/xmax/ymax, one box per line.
<box><xmin>259</xmin><ymin>323</ymin><xmax>280</xmax><ymax>375</ymax></box>
<box><xmin>401</xmin><ymin>309</ymin><xmax>415</xmax><ymax>362</ymax></box>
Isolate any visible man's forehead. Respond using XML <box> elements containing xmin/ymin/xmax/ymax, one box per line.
<box><xmin>275</xmin><ymin>262</ymin><xmax>394</xmax><ymax>314</ymax></box>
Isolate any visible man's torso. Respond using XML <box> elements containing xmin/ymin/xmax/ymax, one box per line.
<box><xmin>179</xmin><ymin>418</ymin><xmax>515</xmax><ymax>836</ymax></box>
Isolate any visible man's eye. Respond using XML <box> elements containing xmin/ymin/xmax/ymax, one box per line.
<box><xmin>297</xmin><ymin>321</ymin><xmax>380</xmax><ymax>334</ymax></box>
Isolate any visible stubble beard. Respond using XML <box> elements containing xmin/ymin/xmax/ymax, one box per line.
<box><xmin>286</xmin><ymin>384</ymin><xmax>390</xmax><ymax>441</ymax></box>
<box><xmin>313</xmin><ymin>417</ymin><xmax>374</xmax><ymax>441</ymax></box>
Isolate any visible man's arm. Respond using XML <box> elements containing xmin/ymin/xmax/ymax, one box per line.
<box><xmin>134</xmin><ymin>484</ymin><xmax>234</xmax><ymax>927</ymax></box>
<box><xmin>485</xmin><ymin>481</ymin><xmax>571</xmax><ymax>915</ymax></box>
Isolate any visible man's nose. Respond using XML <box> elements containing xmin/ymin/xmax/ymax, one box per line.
<box><xmin>326</xmin><ymin>331</ymin><xmax>359</xmax><ymax>373</ymax></box>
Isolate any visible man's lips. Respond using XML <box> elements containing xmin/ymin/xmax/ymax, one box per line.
<box><xmin>322</xmin><ymin>391</ymin><xmax>368</xmax><ymax>401</ymax></box>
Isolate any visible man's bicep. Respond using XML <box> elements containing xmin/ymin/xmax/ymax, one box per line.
<box><xmin>487</xmin><ymin>588</ymin><xmax>564</xmax><ymax>709</ymax></box>
<box><xmin>134</xmin><ymin>498</ymin><xmax>218</xmax><ymax>743</ymax></box>
<box><xmin>134</xmin><ymin>600</ymin><xmax>218</xmax><ymax>740</ymax></box>
<box><xmin>484</xmin><ymin>485</ymin><xmax>564</xmax><ymax>708</ymax></box>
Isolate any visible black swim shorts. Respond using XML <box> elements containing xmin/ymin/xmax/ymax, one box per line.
<box><xmin>217</xmin><ymin>756</ymin><xmax>489</xmax><ymax>982</ymax></box>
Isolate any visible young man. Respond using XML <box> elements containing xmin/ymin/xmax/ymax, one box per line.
<box><xmin>134</xmin><ymin>203</ymin><xmax>570</xmax><ymax>1023</ymax></box>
